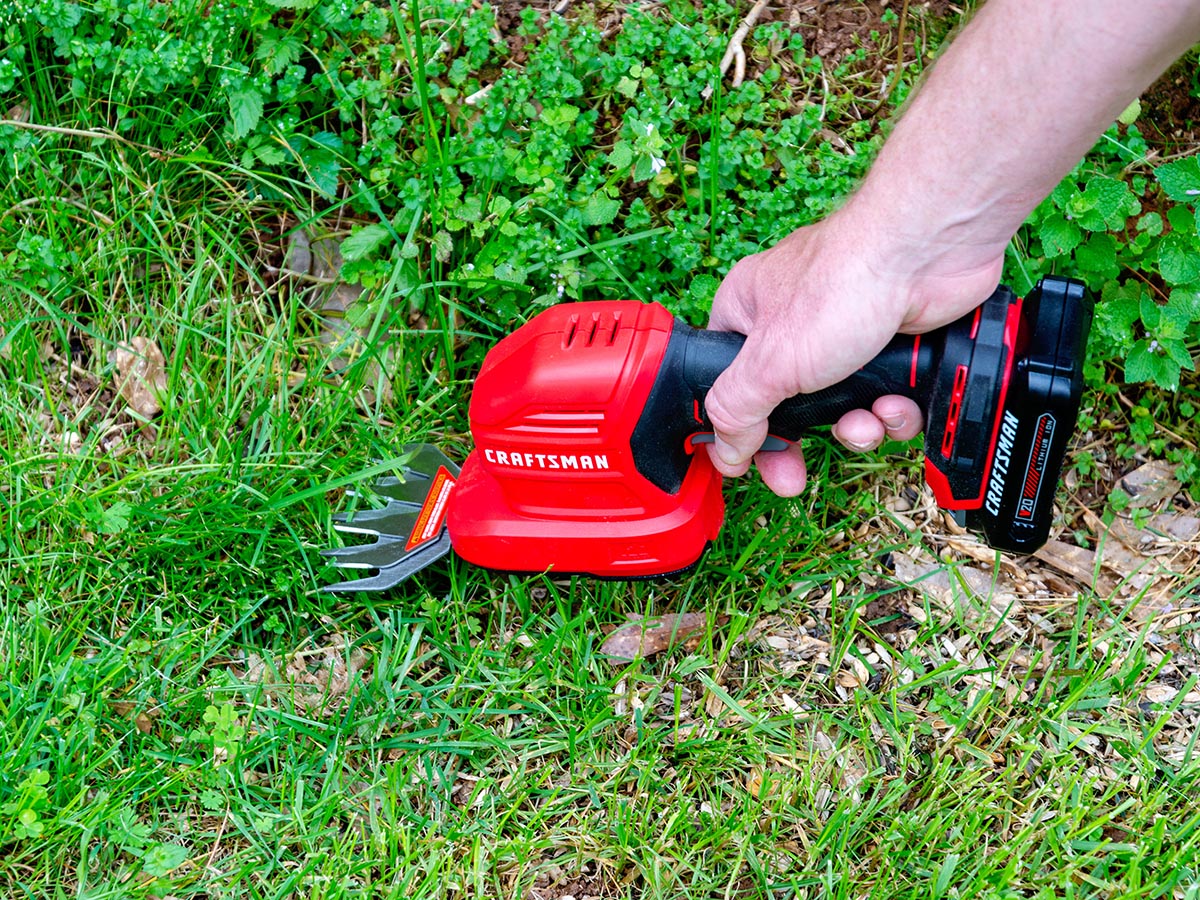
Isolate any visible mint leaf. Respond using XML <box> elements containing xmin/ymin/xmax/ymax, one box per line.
<box><xmin>1162</xmin><ymin>337</ymin><xmax>1195</xmax><ymax>371</ymax></box>
<box><xmin>228</xmin><ymin>86</ymin><xmax>263</xmax><ymax>140</ymax></box>
<box><xmin>608</xmin><ymin>142</ymin><xmax>633</xmax><ymax>171</ymax></box>
<box><xmin>688</xmin><ymin>274</ymin><xmax>721</xmax><ymax>306</ymax></box>
<box><xmin>340</xmin><ymin>224</ymin><xmax>390</xmax><ymax>262</ymax></box>
<box><xmin>141</xmin><ymin>842</ymin><xmax>189</xmax><ymax>878</ymax></box>
<box><xmin>1158</xmin><ymin>233</ymin><xmax>1200</xmax><ymax>285</ymax></box>
<box><xmin>1125</xmin><ymin>340</ymin><xmax>1181</xmax><ymax>389</ymax></box>
<box><xmin>541</xmin><ymin>105</ymin><xmax>580</xmax><ymax>131</ymax></box>
<box><xmin>1075</xmin><ymin>234</ymin><xmax>1119</xmax><ymax>282</ymax></box>
<box><xmin>582</xmin><ymin>193</ymin><xmax>621</xmax><ymax>226</ymax></box>
<box><xmin>1037</xmin><ymin>215</ymin><xmax>1080</xmax><ymax>257</ymax></box>
<box><xmin>1155</xmin><ymin>157</ymin><xmax>1200</xmax><ymax>202</ymax></box>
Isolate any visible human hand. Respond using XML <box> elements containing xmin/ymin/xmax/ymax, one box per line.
<box><xmin>703</xmin><ymin>204</ymin><xmax>1007</xmax><ymax>496</ymax></box>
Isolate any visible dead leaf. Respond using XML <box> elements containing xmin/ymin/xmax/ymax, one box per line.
<box><xmin>600</xmin><ymin>613</ymin><xmax>709</xmax><ymax>663</ymax></box>
<box><xmin>112</xmin><ymin>336</ymin><xmax>167</xmax><ymax>417</ymax></box>
<box><xmin>1118</xmin><ymin>460</ymin><xmax>1180</xmax><ymax>509</ymax></box>
<box><xmin>1033</xmin><ymin>540</ymin><xmax>1114</xmax><ymax>593</ymax></box>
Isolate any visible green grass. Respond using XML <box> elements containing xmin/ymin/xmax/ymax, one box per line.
<box><xmin>4</xmin><ymin>1</ymin><xmax>1200</xmax><ymax>897</ymax></box>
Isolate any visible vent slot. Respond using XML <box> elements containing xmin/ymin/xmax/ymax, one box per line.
<box><xmin>507</xmin><ymin>411</ymin><xmax>605</xmax><ymax>435</ymax></box>
<box><xmin>563</xmin><ymin>311</ymin><xmax>622</xmax><ymax>348</ymax></box>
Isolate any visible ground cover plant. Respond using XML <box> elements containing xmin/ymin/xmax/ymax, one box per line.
<box><xmin>3</xmin><ymin>0</ymin><xmax>1200</xmax><ymax>896</ymax></box>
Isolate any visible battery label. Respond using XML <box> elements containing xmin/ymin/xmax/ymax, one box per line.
<box><xmin>405</xmin><ymin>466</ymin><xmax>456</xmax><ymax>551</ymax></box>
<box><xmin>1015</xmin><ymin>413</ymin><xmax>1056</xmax><ymax>523</ymax></box>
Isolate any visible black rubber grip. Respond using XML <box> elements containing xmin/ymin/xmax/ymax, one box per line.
<box><xmin>630</xmin><ymin>322</ymin><xmax>940</xmax><ymax>493</ymax></box>
<box><xmin>680</xmin><ymin>327</ymin><xmax>937</xmax><ymax>437</ymax></box>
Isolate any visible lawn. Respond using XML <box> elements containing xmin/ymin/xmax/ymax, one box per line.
<box><xmin>3</xmin><ymin>1</ymin><xmax>1200</xmax><ymax>897</ymax></box>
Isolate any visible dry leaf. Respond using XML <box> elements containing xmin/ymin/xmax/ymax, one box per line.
<box><xmin>112</xmin><ymin>336</ymin><xmax>167</xmax><ymax>417</ymax></box>
<box><xmin>600</xmin><ymin>613</ymin><xmax>709</xmax><ymax>663</ymax></box>
<box><xmin>1118</xmin><ymin>460</ymin><xmax>1180</xmax><ymax>509</ymax></box>
<box><xmin>1033</xmin><ymin>540</ymin><xmax>1112</xmax><ymax>592</ymax></box>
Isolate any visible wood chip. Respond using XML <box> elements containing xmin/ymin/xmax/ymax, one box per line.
<box><xmin>112</xmin><ymin>336</ymin><xmax>167</xmax><ymax>417</ymax></box>
<box><xmin>600</xmin><ymin>613</ymin><xmax>710</xmax><ymax>663</ymax></box>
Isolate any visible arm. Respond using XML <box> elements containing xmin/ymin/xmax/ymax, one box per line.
<box><xmin>705</xmin><ymin>0</ymin><xmax>1200</xmax><ymax>496</ymax></box>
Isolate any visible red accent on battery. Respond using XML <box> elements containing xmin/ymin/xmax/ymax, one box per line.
<box><xmin>693</xmin><ymin>399</ymin><xmax>703</xmax><ymax>424</ymax></box>
<box><xmin>925</xmin><ymin>296</ymin><xmax>1024</xmax><ymax>510</ymax></box>
<box><xmin>969</xmin><ymin>308</ymin><xmax>982</xmax><ymax>340</ymax></box>
<box><xmin>909</xmin><ymin>335</ymin><xmax>921</xmax><ymax>388</ymax></box>
<box><xmin>940</xmin><ymin>364</ymin><xmax>969</xmax><ymax>458</ymax></box>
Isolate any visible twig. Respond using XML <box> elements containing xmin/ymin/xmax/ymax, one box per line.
<box><xmin>0</xmin><ymin>118</ymin><xmax>181</xmax><ymax>159</ymax></box>
<box><xmin>464</xmin><ymin>83</ymin><xmax>494</xmax><ymax>106</ymax></box>
<box><xmin>718</xmin><ymin>0</ymin><xmax>770</xmax><ymax>88</ymax></box>
<box><xmin>0</xmin><ymin>196</ymin><xmax>116</xmax><ymax>226</ymax></box>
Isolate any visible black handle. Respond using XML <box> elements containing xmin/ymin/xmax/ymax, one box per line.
<box><xmin>630</xmin><ymin>320</ymin><xmax>942</xmax><ymax>493</ymax></box>
<box><xmin>680</xmin><ymin>327</ymin><xmax>938</xmax><ymax>437</ymax></box>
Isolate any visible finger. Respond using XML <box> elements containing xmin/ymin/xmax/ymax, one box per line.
<box><xmin>831</xmin><ymin>409</ymin><xmax>886</xmax><ymax>452</ymax></box>
<box><xmin>707</xmin><ymin>258</ymin><xmax>756</xmax><ymax>334</ymax></box>
<box><xmin>754</xmin><ymin>441</ymin><xmax>807</xmax><ymax>497</ymax></box>
<box><xmin>705</xmin><ymin>442</ymin><xmax>753</xmax><ymax>478</ymax></box>
<box><xmin>872</xmin><ymin>395</ymin><xmax>924</xmax><ymax>441</ymax></box>
<box><xmin>704</xmin><ymin>336</ymin><xmax>785</xmax><ymax>470</ymax></box>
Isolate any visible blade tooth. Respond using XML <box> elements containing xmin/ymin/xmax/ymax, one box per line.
<box><xmin>320</xmin><ymin>535</ymin><xmax>411</xmax><ymax>569</ymax></box>
<box><xmin>323</xmin><ymin>532</ymin><xmax>453</xmax><ymax>592</ymax></box>
<box><xmin>336</xmin><ymin>504</ymin><xmax>421</xmax><ymax>530</ymax></box>
<box><xmin>368</xmin><ymin>478</ymin><xmax>435</xmax><ymax>505</ymax></box>
<box><xmin>345</xmin><ymin>510</ymin><xmax>420</xmax><ymax>537</ymax></box>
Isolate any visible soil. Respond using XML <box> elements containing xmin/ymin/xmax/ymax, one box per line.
<box><xmin>491</xmin><ymin>0</ymin><xmax>965</xmax><ymax>77</ymax></box>
<box><xmin>1140</xmin><ymin>59</ymin><xmax>1200</xmax><ymax>156</ymax></box>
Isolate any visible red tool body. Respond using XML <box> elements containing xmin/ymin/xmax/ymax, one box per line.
<box><xmin>325</xmin><ymin>276</ymin><xmax>1093</xmax><ymax>590</ymax></box>
<box><xmin>446</xmin><ymin>276</ymin><xmax>1093</xmax><ymax>579</ymax></box>
<box><xmin>448</xmin><ymin>301</ymin><xmax>725</xmax><ymax>578</ymax></box>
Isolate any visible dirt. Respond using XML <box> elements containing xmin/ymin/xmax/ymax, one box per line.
<box><xmin>764</xmin><ymin>0</ymin><xmax>962</xmax><ymax>67</ymax></box>
<box><xmin>492</xmin><ymin>0</ymin><xmax>965</xmax><ymax>78</ymax></box>
<box><xmin>1139</xmin><ymin>59</ymin><xmax>1200</xmax><ymax>155</ymax></box>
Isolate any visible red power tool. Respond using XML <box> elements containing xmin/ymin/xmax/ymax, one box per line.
<box><xmin>324</xmin><ymin>276</ymin><xmax>1092</xmax><ymax>591</ymax></box>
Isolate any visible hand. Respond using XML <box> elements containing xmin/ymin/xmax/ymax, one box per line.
<box><xmin>703</xmin><ymin>203</ymin><xmax>1007</xmax><ymax>496</ymax></box>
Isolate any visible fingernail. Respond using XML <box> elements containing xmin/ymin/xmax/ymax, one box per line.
<box><xmin>713</xmin><ymin>436</ymin><xmax>743</xmax><ymax>467</ymax></box>
<box><xmin>833</xmin><ymin>427</ymin><xmax>875</xmax><ymax>452</ymax></box>
<box><xmin>880</xmin><ymin>413</ymin><xmax>906</xmax><ymax>430</ymax></box>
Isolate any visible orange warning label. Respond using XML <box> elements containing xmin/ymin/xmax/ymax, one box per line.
<box><xmin>405</xmin><ymin>466</ymin><xmax>456</xmax><ymax>551</ymax></box>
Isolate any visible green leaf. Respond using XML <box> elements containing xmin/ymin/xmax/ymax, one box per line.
<box><xmin>1118</xmin><ymin>98</ymin><xmax>1141</xmax><ymax>125</ymax></box>
<box><xmin>228</xmin><ymin>86</ymin><xmax>263</xmax><ymax>140</ymax></box>
<box><xmin>340</xmin><ymin>224</ymin><xmax>390</xmax><ymax>263</ymax></box>
<box><xmin>1169</xmin><ymin>288</ymin><xmax>1200</xmax><ymax>322</ymax></box>
<box><xmin>608</xmin><ymin>142</ymin><xmax>633</xmax><ymax>171</ymax></box>
<box><xmin>433</xmin><ymin>230</ymin><xmax>453</xmax><ymax>263</ymax></box>
<box><xmin>688</xmin><ymin>274</ymin><xmax>721</xmax><ymax>306</ymax></box>
<box><xmin>1140</xmin><ymin>293</ymin><xmax>1163</xmax><ymax>331</ymax></box>
<box><xmin>541</xmin><ymin>104</ymin><xmax>580</xmax><ymax>131</ymax></box>
<box><xmin>582</xmin><ymin>193</ymin><xmax>621</xmax><ymax>226</ymax></box>
<box><xmin>1125</xmin><ymin>340</ymin><xmax>1181</xmax><ymax>389</ymax></box>
<box><xmin>1158</xmin><ymin>233</ymin><xmax>1200</xmax><ymax>285</ymax></box>
<box><xmin>1074</xmin><ymin>177</ymin><xmax>1137</xmax><ymax>231</ymax></box>
<box><xmin>1137</xmin><ymin>212</ymin><xmax>1163</xmax><ymax>236</ymax></box>
<box><xmin>1037</xmin><ymin>215</ymin><xmax>1081</xmax><ymax>257</ymax></box>
<box><xmin>1155</xmin><ymin>156</ymin><xmax>1200</xmax><ymax>202</ymax></box>
<box><xmin>1075</xmin><ymin>234</ymin><xmax>1119</xmax><ymax>282</ymax></box>
<box><xmin>1161</xmin><ymin>337</ymin><xmax>1195</xmax><ymax>371</ymax></box>
<box><xmin>95</xmin><ymin>501</ymin><xmax>132</xmax><ymax>535</ymax></box>
<box><xmin>257</xmin><ymin>34</ymin><xmax>303</xmax><ymax>76</ymax></box>
<box><xmin>141</xmin><ymin>843</ymin><xmax>189</xmax><ymax>878</ymax></box>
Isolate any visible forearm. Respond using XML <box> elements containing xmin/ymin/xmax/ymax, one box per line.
<box><xmin>847</xmin><ymin>0</ymin><xmax>1200</xmax><ymax>271</ymax></box>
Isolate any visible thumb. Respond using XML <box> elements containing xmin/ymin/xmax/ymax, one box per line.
<box><xmin>703</xmin><ymin>334</ymin><xmax>788</xmax><ymax>474</ymax></box>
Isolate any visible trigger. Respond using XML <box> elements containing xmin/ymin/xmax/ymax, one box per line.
<box><xmin>688</xmin><ymin>433</ymin><xmax>791</xmax><ymax>452</ymax></box>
